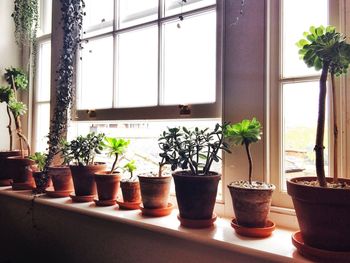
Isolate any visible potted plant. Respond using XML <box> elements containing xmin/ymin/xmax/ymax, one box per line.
<box><xmin>29</xmin><ymin>152</ymin><xmax>51</xmax><ymax>191</ymax></box>
<box><xmin>160</xmin><ymin>124</ymin><xmax>230</xmax><ymax>228</ymax></box>
<box><xmin>118</xmin><ymin>160</ymin><xmax>141</xmax><ymax>210</ymax></box>
<box><xmin>62</xmin><ymin>132</ymin><xmax>106</xmax><ymax>202</ymax></box>
<box><xmin>287</xmin><ymin>25</ymin><xmax>350</xmax><ymax>252</ymax></box>
<box><xmin>94</xmin><ymin>137</ymin><xmax>130</xmax><ymax>206</ymax></box>
<box><xmin>225</xmin><ymin>118</ymin><xmax>275</xmax><ymax>237</ymax></box>
<box><xmin>138</xmin><ymin>153</ymin><xmax>172</xmax><ymax>216</ymax></box>
<box><xmin>0</xmin><ymin>67</ymin><xmax>33</xmax><ymax>190</ymax></box>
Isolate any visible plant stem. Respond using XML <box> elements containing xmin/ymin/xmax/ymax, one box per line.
<box><xmin>6</xmin><ymin>106</ymin><xmax>13</xmax><ymax>151</ymax></box>
<box><xmin>244</xmin><ymin>141</ymin><xmax>253</xmax><ymax>185</ymax></box>
<box><xmin>315</xmin><ymin>62</ymin><xmax>329</xmax><ymax>187</ymax></box>
<box><xmin>331</xmin><ymin>73</ymin><xmax>338</xmax><ymax>183</ymax></box>
<box><xmin>110</xmin><ymin>153</ymin><xmax>118</xmax><ymax>174</ymax></box>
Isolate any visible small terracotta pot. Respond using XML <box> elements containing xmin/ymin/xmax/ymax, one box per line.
<box><xmin>0</xmin><ymin>150</ymin><xmax>23</xmax><ymax>185</ymax></box>
<box><xmin>138</xmin><ymin>175</ymin><xmax>171</xmax><ymax>209</ymax></box>
<box><xmin>120</xmin><ymin>180</ymin><xmax>141</xmax><ymax>203</ymax></box>
<box><xmin>7</xmin><ymin>156</ymin><xmax>35</xmax><ymax>189</ymax></box>
<box><xmin>94</xmin><ymin>171</ymin><xmax>121</xmax><ymax>201</ymax></box>
<box><xmin>33</xmin><ymin>171</ymin><xmax>51</xmax><ymax>190</ymax></box>
<box><xmin>70</xmin><ymin>163</ymin><xmax>106</xmax><ymax>196</ymax></box>
<box><xmin>228</xmin><ymin>182</ymin><xmax>275</xmax><ymax>228</ymax></box>
<box><xmin>287</xmin><ymin>176</ymin><xmax>350</xmax><ymax>251</ymax></box>
<box><xmin>173</xmin><ymin>171</ymin><xmax>220</xmax><ymax>220</ymax></box>
<box><xmin>48</xmin><ymin>166</ymin><xmax>74</xmax><ymax>192</ymax></box>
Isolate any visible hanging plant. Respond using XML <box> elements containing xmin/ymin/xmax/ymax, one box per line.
<box><xmin>12</xmin><ymin>0</ymin><xmax>39</xmax><ymax>46</ymax></box>
<box><xmin>41</xmin><ymin>0</ymin><xmax>85</xmax><ymax>189</ymax></box>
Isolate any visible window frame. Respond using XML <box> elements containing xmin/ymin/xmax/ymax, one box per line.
<box><xmin>74</xmin><ymin>0</ymin><xmax>223</xmax><ymax>121</ymax></box>
<box><xmin>267</xmin><ymin>0</ymin><xmax>347</xmax><ymax>208</ymax></box>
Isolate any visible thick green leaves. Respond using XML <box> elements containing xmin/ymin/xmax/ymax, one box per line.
<box><xmin>224</xmin><ymin>117</ymin><xmax>262</xmax><ymax>146</ymax></box>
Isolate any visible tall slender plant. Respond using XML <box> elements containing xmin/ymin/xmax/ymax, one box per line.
<box><xmin>43</xmin><ymin>0</ymin><xmax>85</xmax><ymax>176</ymax></box>
<box><xmin>297</xmin><ymin>25</ymin><xmax>350</xmax><ymax>187</ymax></box>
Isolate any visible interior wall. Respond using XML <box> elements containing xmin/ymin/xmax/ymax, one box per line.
<box><xmin>0</xmin><ymin>0</ymin><xmax>21</xmax><ymax>150</ymax></box>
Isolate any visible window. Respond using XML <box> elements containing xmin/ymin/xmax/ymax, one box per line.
<box><xmin>268</xmin><ymin>0</ymin><xmax>345</xmax><ymax>208</ymax></box>
<box><xmin>76</xmin><ymin>0</ymin><xmax>220</xmax><ymax>120</ymax></box>
<box><xmin>32</xmin><ymin>0</ymin><xmax>52</xmax><ymax>152</ymax></box>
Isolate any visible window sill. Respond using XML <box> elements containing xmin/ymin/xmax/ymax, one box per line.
<box><xmin>0</xmin><ymin>187</ymin><xmax>310</xmax><ymax>262</ymax></box>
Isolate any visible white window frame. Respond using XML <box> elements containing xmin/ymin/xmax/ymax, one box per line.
<box><xmin>267</xmin><ymin>0</ymin><xmax>349</xmax><ymax>209</ymax></box>
<box><xmin>74</xmin><ymin>0</ymin><xmax>223</xmax><ymax>121</ymax></box>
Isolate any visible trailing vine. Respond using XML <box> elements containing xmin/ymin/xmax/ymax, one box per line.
<box><xmin>42</xmin><ymin>0</ymin><xmax>85</xmax><ymax>188</ymax></box>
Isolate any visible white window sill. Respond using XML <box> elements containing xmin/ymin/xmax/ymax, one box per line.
<box><xmin>0</xmin><ymin>187</ymin><xmax>310</xmax><ymax>262</ymax></box>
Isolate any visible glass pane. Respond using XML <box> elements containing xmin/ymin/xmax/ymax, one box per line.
<box><xmin>34</xmin><ymin>103</ymin><xmax>50</xmax><ymax>152</ymax></box>
<box><xmin>38</xmin><ymin>0</ymin><xmax>52</xmax><ymax>36</ymax></box>
<box><xmin>36</xmin><ymin>41</ymin><xmax>51</xmax><ymax>102</ymax></box>
<box><xmin>117</xmin><ymin>27</ymin><xmax>158</xmax><ymax>108</ymax></box>
<box><xmin>119</xmin><ymin>0</ymin><xmax>158</xmax><ymax>29</ymax></box>
<box><xmin>282</xmin><ymin>82</ymin><xmax>329</xmax><ymax>190</ymax></box>
<box><xmin>67</xmin><ymin>118</ymin><xmax>223</xmax><ymax>200</ymax></box>
<box><xmin>83</xmin><ymin>0</ymin><xmax>114</xmax><ymax>37</ymax></box>
<box><xmin>165</xmin><ymin>0</ymin><xmax>215</xmax><ymax>17</ymax></box>
<box><xmin>162</xmin><ymin>11</ymin><xmax>216</xmax><ymax>105</ymax></box>
<box><xmin>78</xmin><ymin>36</ymin><xmax>114</xmax><ymax>109</ymax></box>
<box><xmin>282</xmin><ymin>0</ymin><xmax>328</xmax><ymax>78</ymax></box>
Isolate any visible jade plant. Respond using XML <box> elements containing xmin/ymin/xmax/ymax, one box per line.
<box><xmin>0</xmin><ymin>67</ymin><xmax>30</xmax><ymax>155</ymax></box>
<box><xmin>158</xmin><ymin>123</ymin><xmax>231</xmax><ymax>176</ymax></box>
<box><xmin>103</xmin><ymin>137</ymin><xmax>130</xmax><ymax>174</ymax></box>
<box><xmin>224</xmin><ymin>118</ymin><xmax>262</xmax><ymax>185</ymax></box>
<box><xmin>61</xmin><ymin>133</ymin><xmax>105</xmax><ymax>166</ymax></box>
<box><xmin>297</xmin><ymin>25</ymin><xmax>350</xmax><ymax>186</ymax></box>
<box><xmin>123</xmin><ymin>160</ymin><xmax>137</xmax><ymax>180</ymax></box>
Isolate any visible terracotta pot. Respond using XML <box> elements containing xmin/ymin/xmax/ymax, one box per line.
<box><xmin>0</xmin><ymin>150</ymin><xmax>23</xmax><ymax>185</ymax></box>
<box><xmin>120</xmin><ymin>181</ymin><xmax>141</xmax><ymax>203</ymax></box>
<box><xmin>33</xmin><ymin>171</ymin><xmax>51</xmax><ymax>190</ymax></box>
<box><xmin>94</xmin><ymin>171</ymin><xmax>121</xmax><ymax>201</ymax></box>
<box><xmin>138</xmin><ymin>175</ymin><xmax>171</xmax><ymax>209</ymax></box>
<box><xmin>173</xmin><ymin>171</ymin><xmax>220</xmax><ymax>220</ymax></box>
<box><xmin>228</xmin><ymin>182</ymin><xmax>275</xmax><ymax>227</ymax></box>
<box><xmin>70</xmin><ymin>163</ymin><xmax>106</xmax><ymax>196</ymax></box>
<box><xmin>48</xmin><ymin>166</ymin><xmax>74</xmax><ymax>192</ymax></box>
<box><xmin>7</xmin><ymin>156</ymin><xmax>35</xmax><ymax>189</ymax></box>
<box><xmin>287</xmin><ymin>176</ymin><xmax>350</xmax><ymax>251</ymax></box>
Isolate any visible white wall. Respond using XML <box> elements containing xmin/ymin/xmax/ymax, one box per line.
<box><xmin>0</xmin><ymin>0</ymin><xmax>21</xmax><ymax>150</ymax></box>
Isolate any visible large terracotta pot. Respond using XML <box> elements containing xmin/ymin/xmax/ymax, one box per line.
<box><xmin>287</xmin><ymin>176</ymin><xmax>350</xmax><ymax>251</ymax></box>
<box><xmin>138</xmin><ymin>175</ymin><xmax>171</xmax><ymax>209</ymax></box>
<box><xmin>120</xmin><ymin>180</ymin><xmax>141</xmax><ymax>203</ymax></box>
<box><xmin>0</xmin><ymin>150</ymin><xmax>26</xmax><ymax>186</ymax></box>
<box><xmin>228</xmin><ymin>182</ymin><xmax>275</xmax><ymax>227</ymax></box>
<box><xmin>173</xmin><ymin>171</ymin><xmax>220</xmax><ymax>220</ymax></box>
<box><xmin>48</xmin><ymin>166</ymin><xmax>73</xmax><ymax>192</ymax></box>
<box><xmin>7</xmin><ymin>156</ymin><xmax>35</xmax><ymax>190</ymax></box>
<box><xmin>70</xmin><ymin>163</ymin><xmax>106</xmax><ymax>196</ymax></box>
<box><xmin>94</xmin><ymin>171</ymin><xmax>121</xmax><ymax>201</ymax></box>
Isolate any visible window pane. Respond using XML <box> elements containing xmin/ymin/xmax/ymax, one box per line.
<box><xmin>162</xmin><ymin>12</ymin><xmax>216</xmax><ymax>105</ymax></box>
<box><xmin>38</xmin><ymin>0</ymin><xmax>52</xmax><ymax>36</ymax></box>
<box><xmin>78</xmin><ymin>36</ymin><xmax>114</xmax><ymax>109</ymax></box>
<box><xmin>83</xmin><ymin>0</ymin><xmax>114</xmax><ymax>37</ymax></box>
<box><xmin>282</xmin><ymin>82</ymin><xmax>329</xmax><ymax>190</ymax></box>
<box><xmin>117</xmin><ymin>27</ymin><xmax>158</xmax><ymax>108</ymax></box>
<box><xmin>165</xmin><ymin>0</ymin><xmax>215</xmax><ymax>17</ymax></box>
<box><xmin>119</xmin><ymin>0</ymin><xmax>158</xmax><ymax>29</ymax></box>
<box><xmin>34</xmin><ymin>103</ymin><xmax>50</xmax><ymax>152</ymax></box>
<box><xmin>36</xmin><ymin>41</ymin><xmax>51</xmax><ymax>102</ymax></box>
<box><xmin>282</xmin><ymin>0</ymin><xmax>328</xmax><ymax>78</ymax></box>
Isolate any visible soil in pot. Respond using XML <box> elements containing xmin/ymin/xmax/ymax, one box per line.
<box><xmin>138</xmin><ymin>175</ymin><xmax>171</xmax><ymax>209</ymax></box>
<box><xmin>228</xmin><ymin>180</ymin><xmax>275</xmax><ymax>228</ymax></box>
<box><xmin>7</xmin><ymin>156</ymin><xmax>35</xmax><ymax>189</ymax></box>
<box><xmin>48</xmin><ymin>166</ymin><xmax>73</xmax><ymax>192</ymax></box>
<box><xmin>120</xmin><ymin>180</ymin><xmax>141</xmax><ymax>203</ymax></box>
<box><xmin>94</xmin><ymin>171</ymin><xmax>121</xmax><ymax>201</ymax></box>
<box><xmin>0</xmin><ymin>150</ymin><xmax>23</xmax><ymax>185</ymax></box>
<box><xmin>70</xmin><ymin>162</ymin><xmax>106</xmax><ymax>196</ymax></box>
<box><xmin>287</xmin><ymin>176</ymin><xmax>350</xmax><ymax>252</ymax></box>
<box><xmin>173</xmin><ymin>171</ymin><xmax>220</xmax><ymax>220</ymax></box>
